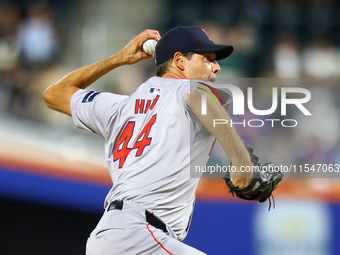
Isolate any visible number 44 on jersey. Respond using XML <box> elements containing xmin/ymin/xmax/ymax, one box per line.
<box><xmin>113</xmin><ymin>114</ymin><xmax>157</xmax><ymax>169</ymax></box>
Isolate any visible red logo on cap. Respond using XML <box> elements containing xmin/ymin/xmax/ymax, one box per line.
<box><xmin>201</xmin><ymin>28</ymin><xmax>212</xmax><ymax>41</ymax></box>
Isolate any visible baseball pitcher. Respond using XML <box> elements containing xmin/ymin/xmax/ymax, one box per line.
<box><xmin>44</xmin><ymin>26</ymin><xmax>282</xmax><ymax>255</ymax></box>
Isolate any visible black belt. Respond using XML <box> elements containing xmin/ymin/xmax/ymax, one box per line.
<box><xmin>108</xmin><ymin>200</ymin><xmax>168</xmax><ymax>233</ymax></box>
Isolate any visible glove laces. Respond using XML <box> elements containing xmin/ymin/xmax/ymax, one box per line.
<box><xmin>267</xmin><ymin>194</ymin><xmax>275</xmax><ymax>211</ymax></box>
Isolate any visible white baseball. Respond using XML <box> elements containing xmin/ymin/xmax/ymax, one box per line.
<box><xmin>142</xmin><ymin>39</ymin><xmax>157</xmax><ymax>55</ymax></box>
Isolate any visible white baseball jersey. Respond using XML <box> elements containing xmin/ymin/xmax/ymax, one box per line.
<box><xmin>71</xmin><ymin>76</ymin><xmax>231</xmax><ymax>241</ymax></box>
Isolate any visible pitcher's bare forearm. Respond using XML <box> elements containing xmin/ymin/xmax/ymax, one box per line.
<box><xmin>43</xmin><ymin>55</ymin><xmax>125</xmax><ymax>115</ymax></box>
<box><xmin>188</xmin><ymin>86</ymin><xmax>253</xmax><ymax>188</ymax></box>
<box><xmin>43</xmin><ymin>29</ymin><xmax>160</xmax><ymax>116</ymax></box>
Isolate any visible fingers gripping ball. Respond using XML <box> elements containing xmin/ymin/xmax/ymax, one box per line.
<box><xmin>142</xmin><ymin>39</ymin><xmax>157</xmax><ymax>55</ymax></box>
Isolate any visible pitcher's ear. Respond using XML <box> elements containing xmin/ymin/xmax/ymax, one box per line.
<box><xmin>173</xmin><ymin>52</ymin><xmax>187</xmax><ymax>71</ymax></box>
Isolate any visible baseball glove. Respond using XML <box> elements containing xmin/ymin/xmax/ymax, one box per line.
<box><xmin>224</xmin><ymin>144</ymin><xmax>283</xmax><ymax>210</ymax></box>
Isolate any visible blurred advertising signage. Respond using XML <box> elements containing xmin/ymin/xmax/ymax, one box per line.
<box><xmin>254</xmin><ymin>200</ymin><xmax>331</xmax><ymax>255</ymax></box>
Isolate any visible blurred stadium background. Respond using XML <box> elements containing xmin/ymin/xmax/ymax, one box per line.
<box><xmin>0</xmin><ymin>0</ymin><xmax>340</xmax><ymax>254</ymax></box>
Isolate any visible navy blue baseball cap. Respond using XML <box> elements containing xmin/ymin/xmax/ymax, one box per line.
<box><xmin>155</xmin><ymin>26</ymin><xmax>233</xmax><ymax>65</ymax></box>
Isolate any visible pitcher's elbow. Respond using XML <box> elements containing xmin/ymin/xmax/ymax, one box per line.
<box><xmin>43</xmin><ymin>85</ymin><xmax>54</xmax><ymax>109</ymax></box>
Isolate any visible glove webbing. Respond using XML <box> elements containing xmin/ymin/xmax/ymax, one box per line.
<box><xmin>226</xmin><ymin>166</ymin><xmax>281</xmax><ymax>211</ymax></box>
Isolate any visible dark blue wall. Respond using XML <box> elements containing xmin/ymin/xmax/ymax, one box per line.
<box><xmin>1</xmin><ymin>167</ymin><xmax>339</xmax><ymax>255</ymax></box>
